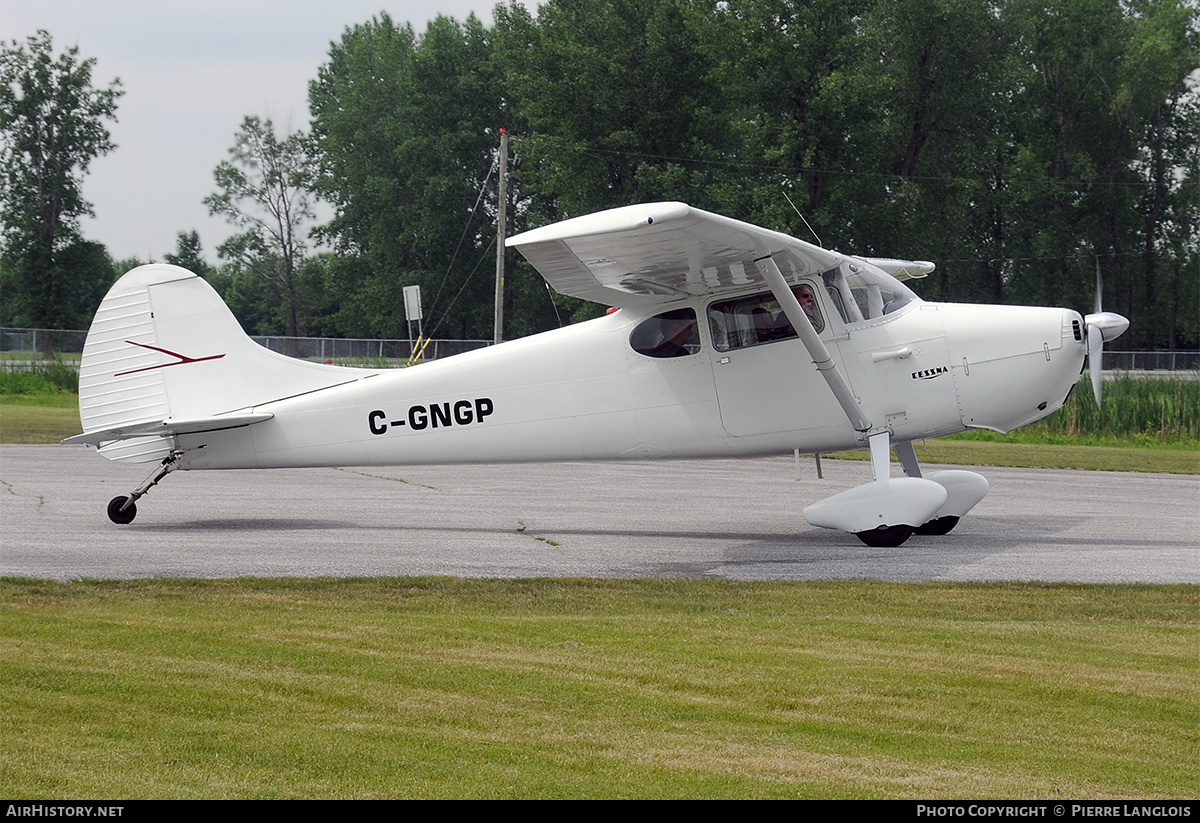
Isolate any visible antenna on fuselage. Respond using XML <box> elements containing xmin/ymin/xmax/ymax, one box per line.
<box><xmin>783</xmin><ymin>191</ymin><xmax>823</xmax><ymax>248</ymax></box>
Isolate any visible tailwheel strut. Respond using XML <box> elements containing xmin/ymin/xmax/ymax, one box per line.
<box><xmin>107</xmin><ymin>450</ymin><xmax>183</xmax><ymax>524</ymax></box>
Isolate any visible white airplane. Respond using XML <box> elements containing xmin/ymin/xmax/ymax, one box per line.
<box><xmin>64</xmin><ymin>202</ymin><xmax>1129</xmax><ymax>546</ymax></box>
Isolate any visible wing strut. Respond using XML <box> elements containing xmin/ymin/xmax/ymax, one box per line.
<box><xmin>758</xmin><ymin>254</ymin><xmax>972</xmax><ymax>545</ymax></box>
<box><xmin>754</xmin><ymin>256</ymin><xmax>872</xmax><ymax>434</ymax></box>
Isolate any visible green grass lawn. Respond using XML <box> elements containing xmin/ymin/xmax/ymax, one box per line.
<box><xmin>0</xmin><ymin>393</ymin><xmax>80</xmax><ymax>444</ymax></box>
<box><xmin>2</xmin><ymin>578</ymin><xmax>1195</xmax><ymax>799</ymax></box>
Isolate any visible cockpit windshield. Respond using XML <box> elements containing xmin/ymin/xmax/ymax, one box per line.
<box><xmin>822</xmin><ymin>260</ymin><xmax>920</xmax><ymax>325</ymax></box>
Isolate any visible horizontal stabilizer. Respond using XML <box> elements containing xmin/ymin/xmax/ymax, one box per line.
<box><xmin>62</xmin><ymin>412</ymin><xmax>273</xmax><ymax>448</ymax></box>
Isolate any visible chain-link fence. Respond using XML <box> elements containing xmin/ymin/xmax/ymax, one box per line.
<box><xmin>1103</xmin><ymin>350</ymin><xmax>1200</xmax><ymax>371</ymax></box>
<box><xmin>1</xmin><ymin>328</ymin><xmax>88</xmax><ymax>356</ymax></box>
<box><xmin>1</xmin><ymin>328</ymin><xmax>490</xmax><ymax>365</ymax></box>
<box><xmin>247</xmin><ymin>336</ymin><xmax>490</xmax><ymax>364</ymax></box>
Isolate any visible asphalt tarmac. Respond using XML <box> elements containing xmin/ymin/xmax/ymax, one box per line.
<box><xmin>1</xmin><ymin>444</ymin><xmax>1196</xmax><ymax>583</ymax></box>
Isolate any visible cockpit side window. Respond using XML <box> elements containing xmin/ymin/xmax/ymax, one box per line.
<box><xmin>630</xmin><ymin>308</ymin><xmax>701</xmax><ymax>358</ymax></box>
<box><xmin>707</xmin><ymin>283</ymin><xmax>824</xmax><ymax>352</ymax></box>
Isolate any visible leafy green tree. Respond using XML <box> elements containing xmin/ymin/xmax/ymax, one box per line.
<box><xmin>681</xmin><ymin>0</ymin><xmax>865</xmax><ymax>231</ymax></box>
<box><xmin>57</xmin><ymin>239</ymin><xmax>117</xmax><ymax>323</ymax></box>
<box><xmin>499</xmin><ymin>0</ymin><xmax>718</xmax><ymax>215</ymax></box>
<box><xmin>818</xmin><ymin>0</ymin><xmax>1018</xmax><ymax>303</ymax></box>
<box><xmin>999</xmin><ymin>0</ymin><xmax>1198</xmax><ymax>347</ymax></box>
<box><xmin>1117</xmin><ymin>0</ymin><xmax>1200</xmax><ymax>350</ymax></box>
<box><xmin>311</xmin><ymin>13</ymin><xmax>523</xmax><ymax>339</ymax></box>
<box><xmin>205</xmin><ymin>116</ymin><xmax>313</xmax><ymax>337</ymax></box>
<box><xmin>294</xmin><ymin>1</ymin><xmax>1196</xmax><ymax>350</ymax></box>
<box><xmin>212</xmin><ymin>264</ymin><xmax>282</xmax><ymax>336</ymax></box>
<box><xmin>1158</xmin><ymin>77</ymin><xmax>1200</xmax><ymax>350</ymax></box>
<box><xmin>308</xmin><ymin>15</ymin><xmax>416</xmax><ymax>281</ymax></box>
<box><xmin>0</xmin><ymin>30</ymin><xmax>121</xmax><ymax>342</ymax></box>
<box><xmin>163</xmin><ymin>230</ymin><xmax>214</xmax><ymax>278</ymax></box>
<box><xmin>1002</xmin><ymin>0</ymin><xmax>1147</xmax><ymax>321</ymax></box>
<box><xmin>111</xmin><ymin>256</ymin><xmax>143</xmax><ymax>276</ymax></box>
<box><xmin>0</xmin><ymin>238</ymin><xmax>116</xmax><ymax>329</ymax></box>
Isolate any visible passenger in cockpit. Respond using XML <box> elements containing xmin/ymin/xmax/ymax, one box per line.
<box><xmin>752</xmin><ymin>306</ymin><xmax>774</xmax><ymax>343</ymax></box>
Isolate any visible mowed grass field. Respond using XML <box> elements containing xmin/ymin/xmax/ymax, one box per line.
<box><xmin>2</xmin><ymin>578</ymin><xmax>1196</xmax><ymax>799</ymax></box>
<box><xmin>0</xmin><ymin>393</ymin><xmax>80</xmax><ymax>444</ymax></box>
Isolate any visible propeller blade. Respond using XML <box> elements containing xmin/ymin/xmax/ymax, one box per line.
<box><xmin>1083</xmin><ymin>311</ymin><xmax>1130</xmax><ymax>406</ymax></box>
<box><xmin>1088</xmin><ymin>322</ymin><xmax>1104</xmax><ymax>405</ymax></box>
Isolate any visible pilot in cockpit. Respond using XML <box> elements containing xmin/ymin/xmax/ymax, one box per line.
<box><xmin>793</xmin><ymin>284</ymin><xmax>824</xmax><ymax>333</ymax></box>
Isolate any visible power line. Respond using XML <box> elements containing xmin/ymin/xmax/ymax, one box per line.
<box><xmin>424</xmin><ymin>153</ymin><xmax>499</xmax><ymax>327</ymax></box>
<box><xmin>511</xmin><ymin>133</ymin><xmax>1174</xmax><ymax>193</ymax></box>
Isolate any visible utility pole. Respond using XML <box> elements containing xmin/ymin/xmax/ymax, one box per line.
<box><xmin>493</xmin><ymin>128</ymin><xmax>508</xmax><ymax>345</ymax></box>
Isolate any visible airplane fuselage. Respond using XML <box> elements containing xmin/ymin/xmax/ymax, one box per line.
<box><xmin>175</xmin><ymin>293</ymin><xmax>1086</xmax><ymax>472</ymax></box>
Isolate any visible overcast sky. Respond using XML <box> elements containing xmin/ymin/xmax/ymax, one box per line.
<box><xmin>1</xmin><ymin>0</ymin><xmax>518</xmax><ymax>263</ymax></box>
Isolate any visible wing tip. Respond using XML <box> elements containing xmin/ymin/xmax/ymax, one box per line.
<box><xmin>508</xmin><ymin>201</ymin><xmax>692</xmax><ymax>248</ymax></box>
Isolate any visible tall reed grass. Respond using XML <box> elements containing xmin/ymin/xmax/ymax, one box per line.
<box><xmin>0</xmin><ymin>358</ymin><xmax>79</xmax><ymax>395</ymax></box>
<box><xmin>1016</xmin><ymin>375</ymin><xmax>1198</xmax><ymax>443</ymax></box>
<box><xmin>1058</xmin><ymin>375</ymin><xmax>1197</xmax><ymax>440</ymax></box>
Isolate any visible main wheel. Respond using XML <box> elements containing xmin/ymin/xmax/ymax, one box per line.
<box><xmin>916</xmin><ymin>515</ymin><xmax>960</xmax><ymax>536</ymax></box>
<box><xmin>855</xmin><ymin>524</ymin><xmax>914</xmax><ymax>547</ymax></box>
<box><xmin>107</xmin><ymin>496</ymin><xmax>137</xmax><ymax>525</ymax></box>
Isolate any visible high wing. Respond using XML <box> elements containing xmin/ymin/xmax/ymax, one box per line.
<box><xmin>507</xmin><ymin>201</ymin><xmax>849</xmax><ymax>308</ymax></box>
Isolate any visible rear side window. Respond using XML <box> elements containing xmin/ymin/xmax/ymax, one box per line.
<box><xmin>630</xmin><ymin>308</ymin><xmax>701</xmax><ymax>358</ymax></box>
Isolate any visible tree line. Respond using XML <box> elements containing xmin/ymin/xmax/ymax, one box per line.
<box><xmin>3</xmin><ymin>0</ymin><xmax>1198</xmax><ymax>351</ymax></box>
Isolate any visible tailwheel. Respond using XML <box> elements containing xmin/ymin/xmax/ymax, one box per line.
<box><xmin>856</xmin><ymin>524</ymin><xmax>914</xmax><ymax>547</ymax></box>
<box><xmin>107</xmin><ymin>496</ymin><xmax>137</xmax><ymax>525</ymax></box>
<box><xmin>916</xmin><ymin>515</ymin><xmax>960</xmax><ymax>536</ymax></box>
<box><xmin>105</xmin><ymin>449</ymin><xmax>182</xmax><ymax>524</ymax></box>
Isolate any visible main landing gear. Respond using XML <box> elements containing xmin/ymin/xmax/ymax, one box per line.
<box><xmin>856</xmin><ymin>524</ymin><xmax>915</xmax><ymax>548</ymax></box>
<box><xmin>106</xmin><ymin>450</ymin><xmax>183</xmax><ymax>524</ymax></box>
<box><xmin>854</xmin><ymin>516</ymin><xmax>959</xmax><ymax>547</ymax></box>
<box><xmin>914</xmin><ymin>515</ymin><xmax>960</xmax><ymax>536</ymax></box>
<box><xmin>803</xmin><ymin>435</ymin><xmax>989</xmax><ymax>548</ymax></box>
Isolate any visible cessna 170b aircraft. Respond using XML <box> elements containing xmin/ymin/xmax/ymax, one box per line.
<box><xmin>65</xmin><ymin>202</ymin><xmax>1129</xmax><ymax>546</ymax></box>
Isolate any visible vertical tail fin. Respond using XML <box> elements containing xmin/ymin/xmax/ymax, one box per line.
<box><xmin>74</xmin><ymin>264</ymin><xmax>364</xmax><ymax>461</ymax></box>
